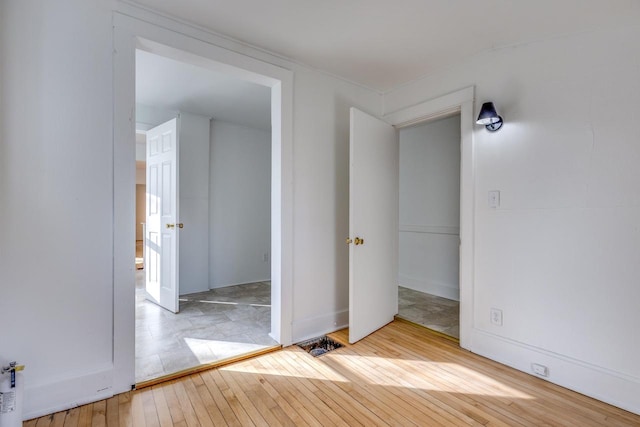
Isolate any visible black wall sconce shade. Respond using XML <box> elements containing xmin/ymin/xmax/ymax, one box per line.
<box><xmin>476</xmin><ymin>102</ymin><xmax>503</xmax><ymax>132</ymax></box>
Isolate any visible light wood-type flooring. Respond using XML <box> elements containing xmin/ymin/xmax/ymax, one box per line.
<box><xmin>26</xmin><ymin>321</ymin><xmax>639</xmax><ymax>426</ymax></box>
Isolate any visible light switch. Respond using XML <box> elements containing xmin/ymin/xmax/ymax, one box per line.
<box><xmin>488</xmin><ymin>190</ymin><xmax>500</xmax><ymax>208</ymax></box>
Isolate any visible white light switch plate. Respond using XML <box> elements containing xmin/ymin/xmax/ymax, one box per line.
<box><xmin>488</xmin><ymin>190</ymin><xmax>500</xmax><ymax>208</ymax></box>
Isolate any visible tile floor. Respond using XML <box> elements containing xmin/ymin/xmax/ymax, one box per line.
<box><xmin>397</xmin><ymin>286</ymin><xmax>460</xmax><ymax>339</ymax></box>
<box><xmin>135</xmin><ymin>270</ymin><xmax>277</xmax><ymax>383</ymax></box>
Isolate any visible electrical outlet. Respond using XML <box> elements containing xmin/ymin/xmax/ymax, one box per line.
<box><xmin>490</xmin><ymin>308</ymin><xmax>503</xmax><ymax>326</ymax></box>
<box><xmin>531</xmin><ymin>363</ymin><xmax>549</xmax><ymax>377</ymax></box>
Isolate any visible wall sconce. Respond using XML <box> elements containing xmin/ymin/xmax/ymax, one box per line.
<box><xmin>476</xmin><ymin>102</ymin><xmax>503</xmax><ymax>132</ymax></box>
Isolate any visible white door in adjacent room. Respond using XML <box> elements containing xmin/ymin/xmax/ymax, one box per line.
<box><xmin>145</xmin><ymin>117</ymin><xmax>180</xmax><ymax>313</ymax></box>
<box><xmin>348</xmin><ymin>108</ymin><xmax>399</xmax><ymax>343</ymax></box>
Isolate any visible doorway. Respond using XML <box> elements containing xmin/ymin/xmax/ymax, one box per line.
<box><xmin>397</xmin><ymin>114</ymin><xmax>461</xmax><ymax>339</ymax></box>
<box><xmin>133</xmin><ymin>48</ymin><xmax>277</xmax><ymax>383</ymax></box>
<box><xmin>113</xmin><ymin>15</ymin><xmax>294</xmax><ymax>393</ymax></box>
<box><xmin>347</xmin><ymin>87</ymin><xmax>474</xmax><ymax>347</ymax></box>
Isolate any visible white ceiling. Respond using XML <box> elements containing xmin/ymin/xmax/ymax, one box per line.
<box><xmin>130</xmin><ymin>0</ymin><xmax>640</xmax><ymax>91</ymax></box>
<box><xmin>136</xmin><ymin>49</ymin><xmax>271</xmax><ymax>130</ymax></box>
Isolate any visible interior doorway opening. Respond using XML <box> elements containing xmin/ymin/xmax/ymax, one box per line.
<box><xmin>343</xmin><ymin>86</ymin><xmax>472</xmax><ymax>348</ymax></box>
<box><xmin>113</xmin><ymin>15</ymin><xmax>294</xmax><ymax>393</ymax></box>
<box><xmin>133</xmin><ymin>47</ymin><xmax>278</xmax><ymax>384</ymax></box>
<box><xmin>396</xmin><ymin>113</ymin><xmax>461</xmax><ymax>340</ymax></box>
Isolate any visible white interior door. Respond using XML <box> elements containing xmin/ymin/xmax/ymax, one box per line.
<box><xmin>145</xmin><ymin>118</ymin><xmax>180</xmax><ymax>313</ymax></box>
<box><xmin>349</xmin><ymin>108</ymin><xmax>399</xmax><ymax>343</ymax></box>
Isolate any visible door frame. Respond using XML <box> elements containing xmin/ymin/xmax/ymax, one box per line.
<box><xmin>383</xmin><ymin>86</ymin><xmax>475</xmax><ymax>349</ymax></box>
<box><xmin>112</xmin><ymin>12</ymin><xmax>294</xmax><ymax>393</ymax></box>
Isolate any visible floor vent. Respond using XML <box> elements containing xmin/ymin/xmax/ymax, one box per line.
<box><xmin>297</xmin><ymin>336</ymin><xmax>343</xmax><ymax>357</ymax></box>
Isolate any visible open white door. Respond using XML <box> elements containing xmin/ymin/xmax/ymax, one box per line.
<box><xmin>349</xmin><ymin>108</ymin><xmax>399</xmax><ymax>343</ymax></box>
<box><xmin>145</xmin><ymin>118</ymin><xmax>180</xmax><ymax>313</ymax></box>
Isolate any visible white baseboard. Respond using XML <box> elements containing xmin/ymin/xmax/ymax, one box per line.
<box><xmin>468</xmin><ymin>328</ymin><xmax>640</xmax><ymax>415</ymax></box>
<box><xmin>23</xmin><ymin>366</ymin><xmax>114</xmax><ymax>421</ymax></box>
<box><xmin>208</xmin><ymin>278</ymin><xmax>271</xmax><ymax>290</ymax></box>
<box><xmin>398</xmin><ymin>274</ymin><xmax>459</xmax><ymax>301</ymax></box>
<box><xmin>399</xmin><ymin>224</ymin><xmax>459</xmax><ymax>235</ymax></box>
<box><xmin>291</xmin><ymin>309</ymin><xmax>349</xmax><ymax>343</ymax></box>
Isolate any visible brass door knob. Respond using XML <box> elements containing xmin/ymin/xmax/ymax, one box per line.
<box><xmin>354</xmin><ymin>237</ymin><xmax>364</xmax><ymax>245</ymax></box>
<box><xmin>346</xmin><ymin>238</ymin><xmax>353</xmax><ymax>244</ymax></box>
<box><xmin>177</xmin><ymin>223</ymin><xmax>184</xmax><ymax>229</ymax></box>
<box><xmin>166</xmin><ymin>223</ymin><xmax>175</xmax><ymax>229</ymax></box>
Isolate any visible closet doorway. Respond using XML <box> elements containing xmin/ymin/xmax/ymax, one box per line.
<box><xmin>397</xmin><ymin>114</ymin><xmax>461</xmax><ymax>340</ymax></box>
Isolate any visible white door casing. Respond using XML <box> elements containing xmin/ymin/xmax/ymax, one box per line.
<box><xmin>383</xmin><ymin>86</ymin><xmax>475</xmax><ymax>349</ymax></box>
<box><xmin>145</xmin><ymin>118</ymin><xmax>180</xmax><ymax>313</ymax></box>
<box><xmin>349</xmin><ymin>108</ymin><xmax>399</xmax><ymax>343</ymax></box>
<box><xmin>113</xmin><ymin>13</ymin><xmax>294</xmax><ymax>394</ymax></box>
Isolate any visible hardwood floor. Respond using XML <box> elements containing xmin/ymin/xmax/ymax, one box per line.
<box><xmin>26</xmin><ymin>321</ymin><xmax>639</xmax><ymax>426</ymax></box>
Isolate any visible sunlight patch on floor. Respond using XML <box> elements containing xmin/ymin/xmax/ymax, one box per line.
<box><xmin>324</xmin><ymin>353</ymin><xmax>534</xmax><ymax>399</ymax></box>
<box><xmin>222</xmin><ymin>353</ymin><xmax>350</xmax><ymax>382</ymax></box>
<box><xmin>222</xmin><ymin>351</ymin><xmax>534</xmax><ymax>398</ymax></box>
<box><xmin>183</xmin><ymin>338</ymin><xmax>269</xmax><ymax>364</ymax></box>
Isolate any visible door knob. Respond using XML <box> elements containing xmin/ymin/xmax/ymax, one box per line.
<box><xmin>166</xmin><ymin>223</ymin><xmax>175</xmax><ymax>229</ymax></box>
<box><xmin>347</xmin><ymin>237</ymin><xmax>364</xmax><ymax>245</ymax></box>
<box><xmin>166</xmin><ymin>223</ymin><xmax>184</xmax><ymax>229</ymax></box>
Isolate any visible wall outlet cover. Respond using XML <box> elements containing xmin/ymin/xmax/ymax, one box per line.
<box><xmin>532</xmin><ymin>363</ymin><xmax>549</xmax><ymax>377</ymax></box>
<box><xmin>490</xmin><ymin>308</ymin><xmax>503</xmax><ymax>326</ymax></box>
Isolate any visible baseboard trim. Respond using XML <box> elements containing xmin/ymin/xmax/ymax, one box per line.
<box><xmin>292</xmin><ymin>309</ymin><xmax>349</xmax><ymax>343</ymax></box>
<box><xmin>399</xmin><ymin>224</ymin><xmax>459</xmax><ymax>235</ymax></box>
<box><xmin>23</xmin><ymin>366</ymin><xmax>114</xmax><ymax>421</ymax></box>
<box><xmin>398</xmin><ymin>274</ymin><xmax>459</xmax><ymax>301</ymax></box>
<box><xmin>208</xmin><ymin>278</ymin><xmax>271</xmax><ymax>290</ymax></box>
<box><xmin>469</xmin><ymin>328</ymin><xmax>640</xmax><ymax>415</ymax></box>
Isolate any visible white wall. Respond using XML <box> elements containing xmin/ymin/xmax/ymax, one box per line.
<box><xmin>385</xmin><ymin>25</ymin><xmax>640</xmax><ymax>413</ymax></box>
<box><xmin>178</xmin><ymin>112</ymin><xmax>211</xmax><ymax>295</ymax></box>
<box><xmin>135</xmin><ymin>184</ymin><xmax>145</xmax><ymax>241</ymax></box>
<box><xmin>0</xmin><ymin>0</ymin><xmax>115</xmax><ymax>417</ymax></box>
<box><xmin>135</xmin><ymin>134</ymin><xmax>146</xmax><ymax>185</ymax></box>
<box><xmin>136</xmin><ymin>103</ymin><xmax>179</xmax><ymax>132</ymax></box>
<box><xmin>399</xmin><ymin>116</ymin><xmax>460</xmax><ymax>300</ymax></box>
<box><xmin>209</xmin><ymin>120</ymin><xmax>271</xmax><ymax>287</ymax></box>
<box><xmin>290</xmin><ymin>68</ymin><xmax>381</xmax><ymax>340</ymax></box>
